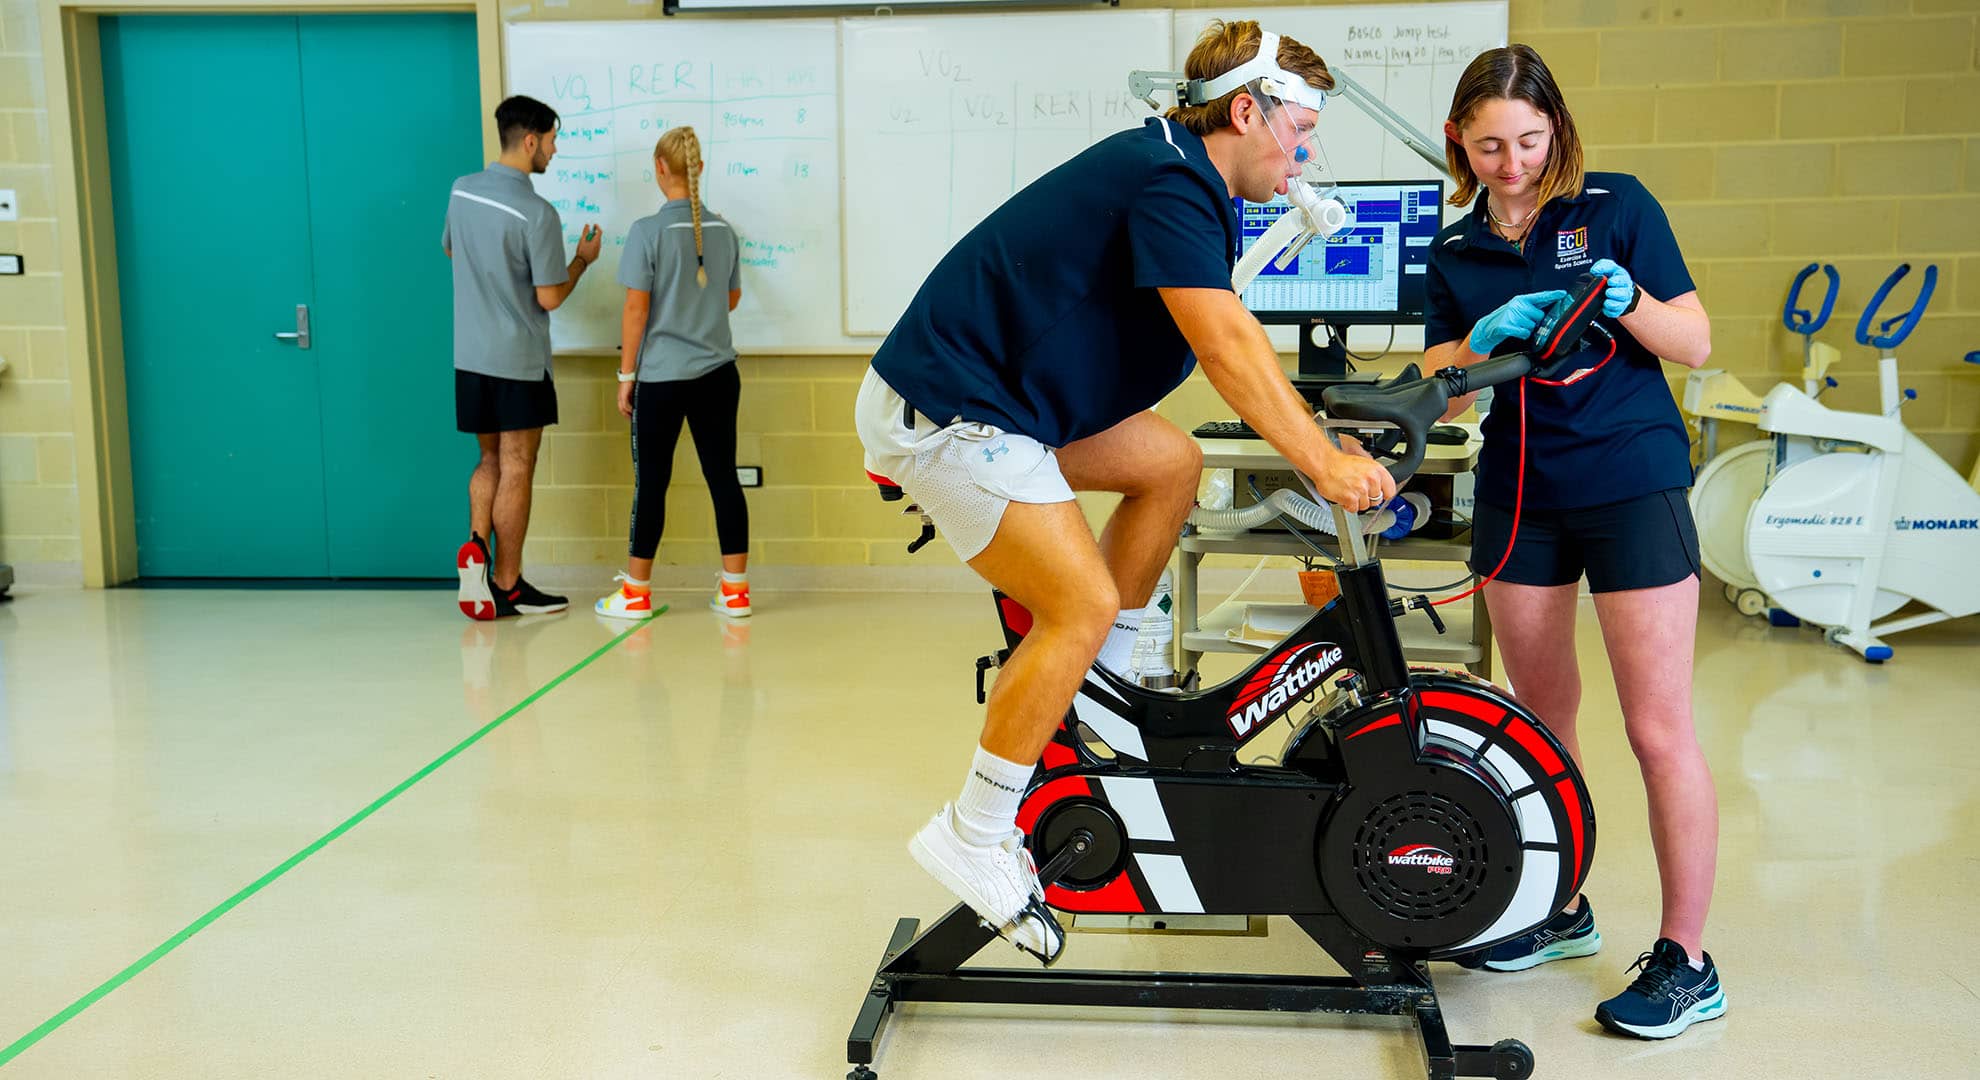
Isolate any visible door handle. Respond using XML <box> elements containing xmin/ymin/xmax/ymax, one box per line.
<box><xmin>273</xmin><ymin>304</ymin><xmax>311</xmax><ymax>349</ymax></box>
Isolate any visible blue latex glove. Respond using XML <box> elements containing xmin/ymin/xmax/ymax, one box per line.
<box><xmin>1468</xmin><ymin>290</ymin><xmax>1569</xmax><ymax>354</ymax></box>
<box><xmin>1590</xmin><ymin>258</ymin><xmax>1637</xmax><ymax>318</ymax></box>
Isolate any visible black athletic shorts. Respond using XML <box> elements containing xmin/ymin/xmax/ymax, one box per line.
<box><xmin>1468</xmin><ymin>488</ymin><xmax>1701</xmax><ymax>593</ymax></box>
<box><xmin>456</xmin><ymin>370</ymin><xmax>558</xmax><ymax>434</ymax></box>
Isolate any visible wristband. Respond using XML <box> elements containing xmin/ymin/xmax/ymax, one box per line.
<box><xmin>1620</xmin><ymin>284</ymin><xmax>1643</xmax><ymax>317</ymax></box>
<box><xmin>617</xmin><ymin>369</ymin><xmax>637</xmax><ymax>383</ymax></box>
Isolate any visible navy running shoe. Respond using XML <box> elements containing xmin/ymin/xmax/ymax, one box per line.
<box><xmin>1454</xmin><ymin>896</ymin><xmax>1602</xmax><ymax>972</ymax></box>
<box><xmin>1595</xmin><ymin>938</ymin><xmax>1727</xmax><ymax>1039</ymax></box>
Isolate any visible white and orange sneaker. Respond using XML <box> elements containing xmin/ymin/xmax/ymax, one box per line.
<box><xmin>711</xmin><ymin>575</ymin><xmax>752</xmax><ymax>618</ymax></box>
<box><xmin>595</xmin><ymin>573</ymin><xmax>665</xmax><ymax>620</ymax></box>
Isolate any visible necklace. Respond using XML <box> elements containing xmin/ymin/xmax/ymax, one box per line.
<box><xmin>1486</xmin><ymin>200</ymin><xmax>1534</xmax><ymax>230</ymax></box>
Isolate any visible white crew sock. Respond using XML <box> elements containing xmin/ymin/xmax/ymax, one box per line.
<box><xmin>1095</xmin><ymin>606</ymin><xmax>1144</xmax><ymax>678</ymax></box>
<box><xmin>952</xmin><ymin>744</ymin><xmax>1034</xmax><ymax>847</ymax></box>
<box><xmin>721</xmin><ymin>570</ymin><xmax>747</xmax><ymax>585</ymax></box>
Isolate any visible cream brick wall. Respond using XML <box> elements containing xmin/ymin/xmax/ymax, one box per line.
<box><xmin>3</xmin><ymin>0</ymin><xmax>1978</xmax><ymax>581</ymax></box>
<box><xmin>0</xmin><ymin>0</ymin><xmax>79</xmax><ymax>574</ymax></box>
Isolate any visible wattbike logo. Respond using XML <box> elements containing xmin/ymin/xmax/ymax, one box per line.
<box><xmin>1387</xmin><ymin>843</ymin><xmax>1456</xmax><ymax>875</ymax></box>
<box><xmin>1895</xmin><ymin>516</ymin><xmax>1980</xmax><ymax>531</ymax></box>
<box><xmin>1225</xmin><ymin>642</ymin><xmax>1345</xmax><ymax>739</ymax></box>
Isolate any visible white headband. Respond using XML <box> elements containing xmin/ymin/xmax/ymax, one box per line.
<box><xmin>1194</xmin><ymin>31</ymin><xmax>1329</xmax><ymax>113</ymax></box>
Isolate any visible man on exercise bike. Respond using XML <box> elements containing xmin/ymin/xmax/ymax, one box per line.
<box><xmin>853</xmin><ymin>21</ymin><xmax>1395</xmax><ymax>963</ymax></box>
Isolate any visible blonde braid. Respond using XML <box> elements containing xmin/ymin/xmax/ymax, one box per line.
<box><xmin>655</xmin><ymin>126</ymin><xmax>710</xmax><ymax>288</ymax></box>
<box><xmin>685</xmin><ymin>131</ymin><xmax>707</xmax><ymax>287</ymax></box>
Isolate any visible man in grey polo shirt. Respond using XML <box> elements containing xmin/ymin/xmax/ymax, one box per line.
<box><xmin>444</xmin><ymin>94</ymin><xmax>602</xmax><ymax>620</ymax></box>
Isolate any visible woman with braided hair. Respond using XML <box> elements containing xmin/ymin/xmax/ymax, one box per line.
<box><xmin>598</xmin><ymin>125</ymin><xmax>752</xmax><ymax>620</ymax></box>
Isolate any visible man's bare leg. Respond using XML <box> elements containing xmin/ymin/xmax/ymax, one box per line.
<box><xmin>904</xmin><ymin>498</ymin><xmax>1111</xmax><ymax>962</ymax></box>
<box><xmin>469</xmin><ymin>433</ymin><xmax>500</xmax><ymax>541</ymax></box>
<box><xmin>1057</xmin><ymin>411</ymin><xmax>1202</xmax><ymax>672</ymax></box>
<box><xmin>492</xmin><ymin>428</ymin><xmax>542</xmax><ymax>590</ymax></box>
<box><xmin>909</xmin><ymin>414</ymin><xmax>1197</xmax><ymax>963</ymax></box>
<box><xmin>967</xmin><ymin>499</ymin><xmax>1118</xmax><ymax>763</ymax></box>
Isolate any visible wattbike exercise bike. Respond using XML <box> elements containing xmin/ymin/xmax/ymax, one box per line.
<box><xmin>843</xmin><ymin>282</ymin><xmax>1615</xmax><ymax>1080</ymax></box>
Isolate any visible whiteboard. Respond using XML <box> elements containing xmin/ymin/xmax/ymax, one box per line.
<box><xmin>1175</xmin><ymin>4</ymin><xmax>1505</xmax><ymax>188</ymax></box>
<box><xmin>839</xmin><ymin>11</ymin><xmax>1173</xmax><ymax>336</ymax></box>
<box><xmin>505</xmin><ymin>20</ymin><xmax>859</xmax><ymax>353</ymax></box>
<box><xmin>1176</xmin><ymin>3</ymin><xmax>1506</xmax><ymax>352</ymax></box>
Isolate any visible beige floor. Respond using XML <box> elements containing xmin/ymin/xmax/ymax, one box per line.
<box><xmin>0</xmin><ymin>583</ymin><xmax>1976</xmax><ymax>1079</ymax></box>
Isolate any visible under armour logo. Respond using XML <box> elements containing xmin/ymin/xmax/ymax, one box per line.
<box><xmin>981</xmin><ymin>441</ymin><xmax>1010</xmax><ymax>463</ymax></box>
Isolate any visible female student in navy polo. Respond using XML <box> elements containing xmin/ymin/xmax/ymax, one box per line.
<box><xmin>1423</xmin><ymin>46</ymin><xmax>1726</xmax><ymax>1040</ymax></box>
<box><xmin>596</xmin><ymin>126</ymin><xmax>752</xmax><ymax>621</ymax></box>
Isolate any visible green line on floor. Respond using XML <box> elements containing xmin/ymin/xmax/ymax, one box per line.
<box><xmin>0</xmin><ymin>619</ymin><xmax>653</xmax><ymax>1069</ymax></box>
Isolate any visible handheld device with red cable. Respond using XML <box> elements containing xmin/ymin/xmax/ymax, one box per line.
<box><xmin>1320</xmin><ymin>272</ymin><xmax>1619</xmax><ymax>608</ymax></box>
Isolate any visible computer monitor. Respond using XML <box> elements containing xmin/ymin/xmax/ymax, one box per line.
<box><xmin>1233</xmin><ymin>178</ymin><xmax>1446</xmax><ymax>377</ymax></box>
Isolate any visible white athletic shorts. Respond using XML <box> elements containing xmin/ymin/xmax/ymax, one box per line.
<box><xmin>854</xmin><ymin>366</ymin><xmax>1075</xmax><ymax>561</ymax></box>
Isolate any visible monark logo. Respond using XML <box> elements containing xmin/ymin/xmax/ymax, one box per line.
<box><xmin>1895</xmin><ymin>516</ymin><xmax>1980</xmax><ymax>531</ymax></box>
<box><xmin>1226</xmin><ymin>642</ymin><xmax>1346</xmax><ymax>739</ymax></box>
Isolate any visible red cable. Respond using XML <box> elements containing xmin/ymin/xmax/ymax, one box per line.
<box><xmin>1425</xmin><ymin>335</ymin><xmax>1618</xmax><ymax>608</ymax></box>
<box><xmin>1425</xmin><ymin>334</ymin><xmax>1623</xmax><ymax>606</ymax></box>
<box><xmin>1529</xmin><ymin>335</ymin><xmax>1618</xmax><ymax>387</ymax></box>
<box><xmin>1430</xmin><ymin>375</ymin><xmax>1524</xmax><ymax>608</ymax></box>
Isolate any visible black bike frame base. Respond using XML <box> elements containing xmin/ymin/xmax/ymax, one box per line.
<box><xmin>845</xmin><ymin>903</ymin><xmax>1532</xmax><ymax>1080</ymax></box>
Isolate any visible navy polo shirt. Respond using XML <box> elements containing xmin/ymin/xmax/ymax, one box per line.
<box><xmin>870</xmin><ymin>117</ymin><xmax>1238</xmax><ymax>448</ymax></box>
<box><xmin>1425</xmin><ymin>172</ymin><xmax>1696</xmax><ymax>511</ymax></box>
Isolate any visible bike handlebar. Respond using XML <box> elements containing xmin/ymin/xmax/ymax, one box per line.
<box><xmin>1857</xmin><ymin>263</ymin><xmax>1936</xmax><ymax>349</ymax></box>
<box><xmin>1321</xmin><ymin>352</ymin><xmax>1535</xmax><ymax>486</ymax></box>
<box><xmin>1784</xmin><ymin>262</ymin><xmax>1839</xmax><ymax>336</ymax></box>
<box><xmin>1451</xmin><ymin>352</ymin><xmax>1535</xmax><ymax>395</ymax></box>
<box><xmin>1319</xmin><ymin>274</ymin><xmax>1614</xmax><ymax>487</ymax></box>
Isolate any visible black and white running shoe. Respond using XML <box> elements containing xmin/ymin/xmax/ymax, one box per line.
<box><xmin>501</xmin><ymin>576</ymin><xmax>568</xmax><ymax>616</ymax></box>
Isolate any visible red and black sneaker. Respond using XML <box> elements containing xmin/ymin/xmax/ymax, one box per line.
<box><xmin>456</xmin><ymin>535</ymin><xmax>496</xmax><ymax>621</ymax></box>
<box><xmin>499</xmin><ymin>576</ymin><xmax>568</xmax><ymax>616</ymax></box>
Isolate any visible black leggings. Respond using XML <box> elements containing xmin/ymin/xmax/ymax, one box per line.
<box><xmin>630</xmin><ymin>362</ymin><xmax>750</xmax><ymax>560</ymax></box>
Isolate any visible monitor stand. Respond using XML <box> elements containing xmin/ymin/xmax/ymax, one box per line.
<box><xmin>1290</xmin><ymin>320</ymin><xmax>1379</xmax><ymax>407</ymax></box>
<box><xmin>1299</xmin><ymin>318</ymin><xmax>1352</xmax><ymax>377</ymax></box>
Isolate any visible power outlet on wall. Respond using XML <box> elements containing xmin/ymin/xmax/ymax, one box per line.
<box><xmin>736</xmin><ymin>466</ymin><xmax>762</xmax><ymax>488</ymax></box>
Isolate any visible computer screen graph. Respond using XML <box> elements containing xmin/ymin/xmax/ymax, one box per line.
<box><xmin>1235</xmin><ymin>179</ymin><xmax>1445</xmax><ymax>323</ymax></box>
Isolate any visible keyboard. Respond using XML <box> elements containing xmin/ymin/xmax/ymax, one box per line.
<box><xmin>1191</xmin><ymin>420</ymin><xmax>1472</xmax><ymax>445</ymax></box>
<box><xmin>1192</xmin><ymin>419</ymin><xmax>1262</xmax><ymax>440</ymax></box>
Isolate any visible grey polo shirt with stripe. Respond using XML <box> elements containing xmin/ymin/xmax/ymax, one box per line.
<box><xmin>442</xmin><ymin>162</ymin><xmax>569</xmax><ymax>380</ymax></box>
<box><xmin>618</xmin><ymin>199</ymin><xmax>742</xmax><ymax>382</ymax></box>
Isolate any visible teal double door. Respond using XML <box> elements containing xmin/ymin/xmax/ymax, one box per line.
<box><xmin>104</xmin><ymin>14</ymin><xmax>482</xmax><ymax>578</ymax></box>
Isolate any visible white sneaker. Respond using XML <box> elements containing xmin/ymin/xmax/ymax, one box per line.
<box><xmin>595</xmin><ymin>573</ymin><xmax>662</xmax><ymax>620</ymax></box>
<box><xmin>711</xmin><ymin>576</ymin><xmax>752</xmax><ymax>617</ymax></box>
<box><xmin>907</xmin><ymin>805</ymin><xmax>1065</xmax><ymax>965</ymax></box>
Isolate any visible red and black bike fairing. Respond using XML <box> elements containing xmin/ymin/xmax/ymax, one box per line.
<box><xmin>993</xmin><ymin>572</ymin><xmax>1594</xmax><ymax>960</ymax></box>
<box><xmin>1014</xmin><ymin>669</ymin><xmax>1592</xmax><ymax>958</ymax></box>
